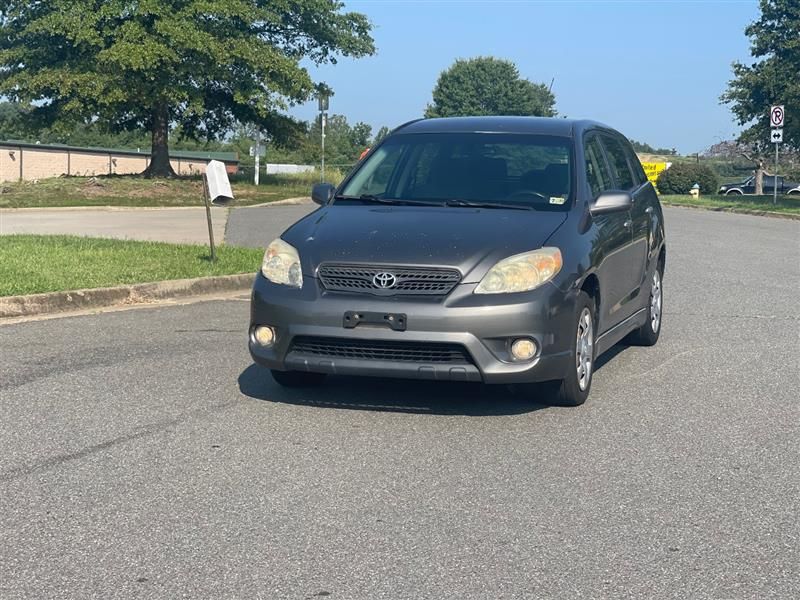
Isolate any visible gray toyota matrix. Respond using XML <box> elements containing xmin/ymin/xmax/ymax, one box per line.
<box><xmin>249</xmin><ymin>117</ymin><xmax>666</xmax><ymax>406</ymax></box>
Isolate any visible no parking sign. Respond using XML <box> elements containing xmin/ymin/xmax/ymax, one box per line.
<box><xmin>770</xmin><ymin>105</ymin><xmax>785</xmax><ymax>128</ymax></box>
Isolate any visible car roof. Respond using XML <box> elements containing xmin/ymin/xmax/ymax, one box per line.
<box><xmin>394</xmin><ymin>116</ymin><xmax>612</xmax><ymax>138</ymax></box>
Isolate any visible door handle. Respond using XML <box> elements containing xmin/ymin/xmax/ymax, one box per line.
<box><xmin>624</xmin><ymin>220</ymin><xmax>633</xmax><ymax>228</ymax></box>
<box><xmin>645</xmin><ymin>207</ymin><xmax>653</xmax><ymax>214</ymax></box>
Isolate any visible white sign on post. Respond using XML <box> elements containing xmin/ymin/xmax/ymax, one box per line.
<box><xmin>205</xmin><ymin>160</ymin><xmax>234</xmax><ymax>206</ymax></box>
<box><xmin>771</xmin><ymin>128</ymin><xmax>783</xmax><ymax>144</ymax></box>
<box><xmin>770</xmin><ymin>105</ymin><xmax>785</xmax><ymax>128</ymax></box>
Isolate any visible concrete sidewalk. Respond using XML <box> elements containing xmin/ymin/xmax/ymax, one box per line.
<box><xmin>0</xmin><ymin>207</ymin><xmax>229</xmax><ymax>244</ymax></box>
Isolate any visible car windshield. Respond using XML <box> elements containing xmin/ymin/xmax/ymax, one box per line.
<box><xmin>338</xmin><ymin>132</ymin><xmax>574</xmax><ymax>211</ymax></box>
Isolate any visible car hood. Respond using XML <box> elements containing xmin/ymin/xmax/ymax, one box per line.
<box><xmin>282</xmin><ymin>205</ymin><xmax>568</xmax><ymax>282</ymax></box>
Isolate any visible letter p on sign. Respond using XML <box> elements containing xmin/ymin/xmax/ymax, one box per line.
<box><xmin>770</xmin><ymin>105</ymin><xmax>785</xmax><ymax>128</ymax></box>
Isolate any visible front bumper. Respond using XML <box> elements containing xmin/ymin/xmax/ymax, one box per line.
<box><xmin>249</xmin><ymin>274</ymin><xmax>576</xmax><ymax>384</ymax></box>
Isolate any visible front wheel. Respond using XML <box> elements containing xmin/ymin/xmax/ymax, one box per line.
<box><xmin>270</xmin><ymin>369</ymin><xmax>326</xmax><ymax>388</ymax></box>
<box><xmin>627</xmin><ymin>265</ymin><xmax>663</xmax><ymax>346</ymax></box>
<box><xmin>520</xmin><ymin>291</ymin><xmax>596</xmax><ymax>407</ymax></box>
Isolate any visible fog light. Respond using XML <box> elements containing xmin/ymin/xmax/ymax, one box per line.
<box><xmin>511</xmin><ymin>338</ymin><xmax>537</xmax><ymax>361</ymax></box>
<box><xmin>253</xmin><ymin>326</ymin><xmax>275</xmax><ymax>347</ymax></box>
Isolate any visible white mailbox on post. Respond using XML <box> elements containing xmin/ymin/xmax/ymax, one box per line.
<box><xmin>205</xmin><ymin>160</ymin><xmax>234</xmax><ymax>206</ymax></box>
<box><xmin>202</xmin><ymin>160</ymin><xmax>235</xmax><ymax>261</ymax></box>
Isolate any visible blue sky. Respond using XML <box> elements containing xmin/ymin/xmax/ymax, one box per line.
<box><xmin>289</xmin><ymin>0</ymin><xmax>761</xmax><ymax>154</ymax></box>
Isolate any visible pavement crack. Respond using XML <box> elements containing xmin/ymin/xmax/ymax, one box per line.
<box><xmin>664</xmin><ymin>311</ymin><xmax>796</xmax><ymax>321</ymax></box>
<box><xmin>0</xmin><ymin>400</ymin><xmax>240</xmax><ymax>485</ymax></box>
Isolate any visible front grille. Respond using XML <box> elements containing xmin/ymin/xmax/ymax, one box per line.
<box><xmin>290</xmin><ymin>336</ymin><xmax>473</xmax><ymax>364</ymax></box>
<box><xmin>318</xmin><ymin>264</ymin><xmax>461</xmax><ymax>296</ymax></box>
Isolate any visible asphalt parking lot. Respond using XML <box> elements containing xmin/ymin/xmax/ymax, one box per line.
<box><xmin>1</xmin><ymin>207</ymin><xmax>798</xmax><ymax>599</ymax></box>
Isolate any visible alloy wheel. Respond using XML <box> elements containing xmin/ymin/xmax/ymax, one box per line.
<box><xmin>576</xmin><ymin>307</ymin><xmax>594</xmax><ymax>391</ymax></box>
<box><xmin>650</xmin><ymin>270</ymin><xmax>662</xmax><ymax>333</ymax></box>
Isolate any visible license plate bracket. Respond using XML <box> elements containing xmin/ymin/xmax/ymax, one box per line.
<box><xmin>343</xmin><ymin>311</ymin><xmax>407</xmax><ymax>331</ymax></box>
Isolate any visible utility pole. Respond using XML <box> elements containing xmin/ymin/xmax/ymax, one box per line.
<box><xmin>318</xmin><ymin>88</ymin><xmax>330</xmax><ymax>182</ymax></box>
<box><xmin>254</xmin><ymin>129</ymin><xmax>261</xmax><ymax>186</ymax></box>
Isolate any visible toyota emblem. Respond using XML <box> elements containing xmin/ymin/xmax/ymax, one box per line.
<box><xmin>373</xmin><ymin>272</ymin><xmax>397</xmax><ymax>289</ymax></box>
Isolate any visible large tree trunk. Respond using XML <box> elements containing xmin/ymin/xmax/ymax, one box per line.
<box><xmin>754</xmin><ymin>165</ymin><xmax>764</xmax><ymax>195</ymax></box>
<box><xmin>143</xmin><ymin>103</ymin><xmax>176</xmax><ymax>178</ymax></box>
<box><xmin>741</xmin><ymin>152</ymin><xmax>765</xmax><ymax>195</ymax></box>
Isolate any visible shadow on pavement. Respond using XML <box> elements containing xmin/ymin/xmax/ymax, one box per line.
<box><xmin>595</xmin><ymin>342</ymin><xmax>630</xmax><ymax>371</ymax></box>
<box><xmin>237</xmin><ymin>363</ymin><xmax>551</xmax><ymax>416</ymax></box>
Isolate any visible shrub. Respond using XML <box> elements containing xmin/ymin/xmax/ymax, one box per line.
<box><xmin>656</xmin><ymin>163</ymin><xmax>720</xmax><ymax>195</ymax></box>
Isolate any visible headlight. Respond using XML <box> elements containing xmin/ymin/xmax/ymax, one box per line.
<box><xmin>719</xmin><ymin>186</ymin><xmax>728</xmax><ymax>191</ymax></box>
<box><xmin>261</xmin><ymin>238</ymin><xmax>302</xmax><ymax>288</ymax></box>
<box><xmin>475</xmin><ymin>247</ymin><xmax>562</xmax><ymax>294</ymax></box>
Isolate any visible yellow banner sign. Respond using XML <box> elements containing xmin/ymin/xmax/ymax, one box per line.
<box><xmin>641</xmin><ymin>162</ymin><xmax>670</xmax><ymax>193</ymax></box>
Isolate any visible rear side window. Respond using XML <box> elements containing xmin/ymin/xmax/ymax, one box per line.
<box><xmin>623</xmin><ymin>142</ymin><xmax>647</xmax><ymax>186</ymax></box>
<box><xmin>584</xmin><ymin>136</ymin><xmax>612</xmax><ymax>197</ymax></box>
<box><xmin>601</xmin><ymin>135</ymin><xmax>635</xmax><ymax>190</ymax></box>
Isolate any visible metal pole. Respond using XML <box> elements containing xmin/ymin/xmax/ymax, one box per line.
<box><xmin>321</xmin><ymin>111</ymin><xmax>326</xmax><ymax>182</ymax></box>
<box><xmin>202</xmin><ymin>175</ymin><xmax>217</xmax><ymax>262</ymax></box>
<box><xmin>254</xmin><ymin>130</ymin><xmax>260</xmax><ymax>186</ymax></box>
<box><xmin>774</xmin><ymin>142</ymin><xmax>778</xmax><ymax>205</ymax></box>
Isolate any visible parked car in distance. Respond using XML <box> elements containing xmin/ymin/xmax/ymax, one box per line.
<box><xmin>249</xmin><ymin>117</ymin><xmax>666</xmax><ymax>406</ymax></box>
<box><xmin>719</xmin><ymin>175</ymin><xmax>800</xmax><ymax>195</ymax></box>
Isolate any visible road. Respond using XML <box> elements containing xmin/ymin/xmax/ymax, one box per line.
<box><xmin>0</xmin><ymin>207</ymin><xmax>230</xmax><ymax>244</ymax></box>
<box><xmin>1</xmin><ymin>207</ymin><xmax>798</xmax><ymax>599</ymax></box>
<box><xmin>0</xmin><ymin>201</ymin><xmax>313</xmax><ymax>246</ymax></box>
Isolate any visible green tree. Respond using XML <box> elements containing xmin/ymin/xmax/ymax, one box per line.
<box><xmin>306</xmin><ymin>114</ymin><xmax>370</xmax><ymax>166</ymax></box>
<box><xmin>425</xmin><ymin>57</ymin><xmax>556</xmax><ymax>119</ymax></box>
<box><xmin>721</xmin><ymin>0</ymin><xmax>799</xmax><ymax>192</ymax></box>
<box><xmin>0</xmin><ymin>101</ymin><xmax>29</xmax><ymax>141</ymax></box>
<box><xmin>372</xmin><ymin>126</ymin><xmax>392</xmax><ymax>145</ymax></box>
<box><xmin>0</xmin><ymin>1</ymin><xmax>374</xmax><ymax>177</ymax></box>
<box><xmin>629</xmin><ymin>139</ymin><xmax>677</xmax><ymax>156</ymax></box>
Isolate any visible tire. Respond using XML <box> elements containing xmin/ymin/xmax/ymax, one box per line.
<box><xmin>520</xmin><ymin>291</ymin><xmax>596</xmax><ymax>407</ymax></box>
<box><xmin>725</xmin><ymin>189</ymin><xmax>743</xmax><ymax>196</ymax></box>
<box><xmin>627</xmin><ymin>262</ymin><xmax>663</xmax><ymax>347</ymax></box>
<box><xmin>270</xmin><ymin>369</ymin><xmax>326</xmax><ymax>388</ymax></box>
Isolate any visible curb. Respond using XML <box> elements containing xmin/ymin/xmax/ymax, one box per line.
<box><xmin>662</xmin><ymin>202</ymin><xmax>800</xmax><ymax>221</ymax></box>
<box><xmin>0</xmin><ymin>273</ymin><xmax>254</xmax><ymax>319</ymax></box>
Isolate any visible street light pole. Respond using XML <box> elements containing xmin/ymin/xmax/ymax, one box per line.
<box><xmin>254</xmin><ymin>129</ymin><xmax>261</xmax><ymax>186</ymax></box>
<box><xmin>318</xmin><ymin>90</ymin><xmax>330</xmax><ymax>182</ymax></box>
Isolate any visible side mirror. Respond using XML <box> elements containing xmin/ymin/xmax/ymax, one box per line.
<box><xmin>590</xmin><ymin>191</ymin><xmax>632</xmax><ymax>216</ymax></box>
<box><xmin>311</xmin><ymin>183</ymin><xmax>335</xmax><ymax>206</ymax></box>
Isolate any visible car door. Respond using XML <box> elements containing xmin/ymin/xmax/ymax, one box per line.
<box><xmin>765</xmin><ymin>175</ymin><xmax>783</xmax><ymax>194</ymax></box>
<box><xmin>618</xmin><ymin>136</ymin><xmax>655</xmax><ymax>295</ymax></box>
<box><xmin>598</xmin><ymin>133</ymin><xmax>649</xmax><ymax>322</ymax></box>
<box><xmin>584</xmin><ymin>133</ymin><xmax>635</xmax><ymax>332</ymax></box>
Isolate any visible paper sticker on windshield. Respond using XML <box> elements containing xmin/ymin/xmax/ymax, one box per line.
<box><xmin>549</xmin><ymin>196</ymin><xmax>566</xmax><ymax>205</ymax></box>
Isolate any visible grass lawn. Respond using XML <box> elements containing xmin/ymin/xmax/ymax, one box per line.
<box><xmin>0</xmin><ymin>170</ymin><xmax>343</xmax><ymax>209</ymax></box>
<box><xmin>660</xmin><ymin>194</ymin><xmax>800</xmax><ymax>216</ymax></box>
<box><xmin>0</xmin><ymin>235</ymin><xmax>263</xmax><ymax>296</ymax></box>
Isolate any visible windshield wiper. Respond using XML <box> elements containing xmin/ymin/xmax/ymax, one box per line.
<box><xmin>444</xmin><ymin>199</ymin><xmax>532</xmax><ymax>211</ymax></box>
<box><xmin>333</xmin><ymin>194</ymin><xmax>441</xmax><ymax>207</ymax></box>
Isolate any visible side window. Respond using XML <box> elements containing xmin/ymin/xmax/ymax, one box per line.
<box><xmin>623</xmin><ymin>142</ymin><xmax>647</xmax><ymax>186</ymax></box>
<box><xmin>584</xmin><ymin>136</ymin><xmax>612</xmax><ymax>197</ymax></box>
<box><xmin>601</xmin><ymin>135</ymin><xmax>635</xmax><ymax>190</ymax></box>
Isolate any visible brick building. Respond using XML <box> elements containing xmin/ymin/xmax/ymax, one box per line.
<box><xmin>0</xmin><ymin>142</ymin><xmax>239</xmax><ymax>182</ymax></box>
